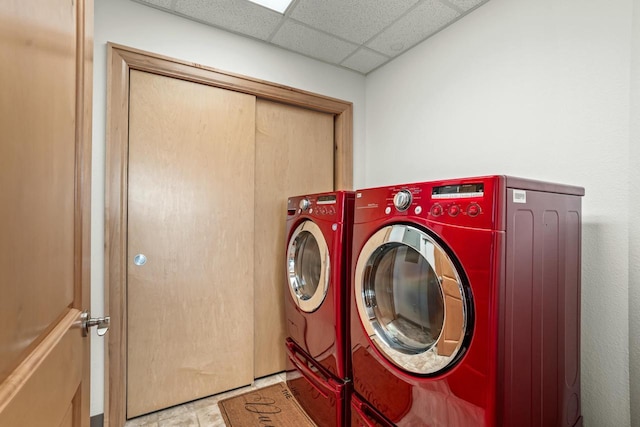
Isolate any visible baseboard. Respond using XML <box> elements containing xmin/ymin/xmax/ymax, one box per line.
<box><xmin>90</xmin><ymin>413</ymin><xmax>104</xmax><ymax>427</ymax></box>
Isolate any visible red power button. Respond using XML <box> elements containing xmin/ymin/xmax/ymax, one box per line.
<box><xmin>467</xmin><ymin>203</ymin><xmax>481</xmax><ymax>217</ymax></box>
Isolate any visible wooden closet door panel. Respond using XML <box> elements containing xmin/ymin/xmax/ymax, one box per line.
<box><xmin>254</xmin><ymin>99</ymin><xmax>334</xmax><ymax>377</ymax></box>
<box><xmin>127</xmin><ymin>70</ymin><xmax>256</xmax><ymax>417</ymax></box>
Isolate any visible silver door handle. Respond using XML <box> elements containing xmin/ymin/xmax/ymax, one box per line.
<box><xmin>81</xmin><ymin>311</ymin><xmax>110</xmax><ymax>337</ymax></box>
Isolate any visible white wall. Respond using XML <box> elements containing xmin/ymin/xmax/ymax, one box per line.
<box><xmin>365</xmin><ymin>0</ymin><xmax>633</xmax><ymax>425</ymax></box>
<box><xmin>630</xmin><ymin>0</ymin><xmax>640</xmax><ymax>424</ymax></box>
<box><xmin>92</xmin><ymin>0</ymin><xmax>366</xmax><ymax>416</ymax></box>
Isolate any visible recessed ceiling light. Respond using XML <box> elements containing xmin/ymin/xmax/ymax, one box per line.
<box><xmin>247</xmin><ymin>0</ymin><xmax>294</xmax><ymax>14</ymax></box>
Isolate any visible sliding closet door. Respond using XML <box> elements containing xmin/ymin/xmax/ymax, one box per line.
<box><xmin>254</xmin><ymin>99</ymin><xmax>335</xmax><ymax>377</ymax></box>
<box><xmin>126</xmin><ymin>70</ymin><xmax>256</xmax><ymax>417</ymax></box>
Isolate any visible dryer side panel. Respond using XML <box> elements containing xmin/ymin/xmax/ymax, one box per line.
<box><xmin>502</xmin><ymin>188</ymin><xmax>583</xmax><ymax>427</ymax></box>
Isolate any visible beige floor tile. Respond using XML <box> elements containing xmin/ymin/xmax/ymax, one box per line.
<box><xmin>253</xmin><ymin>373</ymin><xmax>283</xmax><ymax>389</ymax></box>
<box><xmin>155</xmin><ymin>403</ymin><xmax>190</xmax><ymax>421</ymax></box>
<box><xmin>125</xmin><ymin>412</ymin><xmax>160</xmax><ymax>426</ymax></box>
<box><xmin>157</xmin><ymin>412</ymin><xmax>199</xmax><ymax>427</ymax></box>
<box><xmin>125</xmin><ymin>422</ymin><xmax>158</xmax><ymax>427</ymax></box>
<box><xmin>195</xmin><ymin>405</ymin><xmax>226</xmax><ymax>427</ymax></box>
<box><xmin>124</xmin><ymin>372</ymin><xmax>285</xmax><ymax>427</ymax></box>
<box><xmin>186</xmin><ymin>394</ymin><xmax>221</xmax><ymax>411</ymax></box>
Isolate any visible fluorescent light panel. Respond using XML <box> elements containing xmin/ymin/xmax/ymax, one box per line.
<box><xmin>247</xmin><ymin>0</ymin><xmax>293</xmax><ymax>13</ymax></box>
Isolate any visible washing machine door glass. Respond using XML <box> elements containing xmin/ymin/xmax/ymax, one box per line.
<box><xmin>355</xmin><ymin>224</ymin><xmax>468</xmax><ymax>375</ymax></box>
<box><xmin>287</xmin><ymin>220</ymin><xmax>330</xmax><ymax>313</ymax></box>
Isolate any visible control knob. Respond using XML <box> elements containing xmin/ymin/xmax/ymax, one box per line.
<box><xmin>393</xmin><ymin>190</ymin><xmax>412</xmax><ymax>211</ymax></box>
<box><xmin>467</xmin><ymin>203</ymin><xmax>481</xmax><ymax>217</ymax></box>
<box><xmin>299</xmin><ymin>198</ymin><xmax>311</xmax><ymax>211</ymax></box>
<box><xmin>448</xmin><ymin>205</ymin><xmax>460</xmax><ymax>217</ymax></box>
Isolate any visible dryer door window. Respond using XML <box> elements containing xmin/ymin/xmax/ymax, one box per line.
<box><xmin>287</xmin><ymin>220</ymin><xmax>330</xmax><ymax>313</ymax></box>
<box><xmin>354</xmin><ymin>224</ymin><xmax>468</xmax><ymax>375</ymax></box>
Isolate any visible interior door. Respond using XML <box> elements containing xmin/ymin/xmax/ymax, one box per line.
<box><xmin>254</xmin><ymin>99</ymin><xmax>334</xmax><ymax>377</ymax></box>
<box><xmin>126</xmin><ymin>70</ymin><xmax>256</xmax><ymax>417</ymax></box>
<box><xmin>0</xmin><ymin>0</ymin><xmax>92</xmax><ymax>426</ymax></box>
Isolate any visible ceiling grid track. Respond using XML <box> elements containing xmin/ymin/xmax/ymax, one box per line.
<box><xmin>132</xmin><ymin>0</ymin><xmax>490</xmax><ymax>74</ymax></box>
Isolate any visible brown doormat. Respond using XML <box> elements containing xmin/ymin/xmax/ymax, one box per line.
<box><xmin>218</xmin><ymin>382</ymin><xmax>317</xmax><ymax>427</ymax></box>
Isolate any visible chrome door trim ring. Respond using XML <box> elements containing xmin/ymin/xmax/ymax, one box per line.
<box><xmin>287</xmin><ymin>220</ymin><xmax>330</xmax><ymax>313</ymax></box>
<box><xmin>354</xmin><ymin>224</ymin><xmax>468</xmax><ymax>375</ymax></box>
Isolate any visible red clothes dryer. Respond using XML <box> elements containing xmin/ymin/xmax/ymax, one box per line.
<box><xmin>350</xmin><ymin>176</ymin><xmax>584</xmax><ymax>427</ymax></box>
<box><xmin>284</xmin><ymin>191</ymin><xmax>355</xmax><ymax>427</ymax></box>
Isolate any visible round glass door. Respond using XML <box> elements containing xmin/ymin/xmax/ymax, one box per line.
<box><xmin>354</xmin><ymin>224</ymin><xmax>470</xmax><ymax>375</ymax></box>
<box><xmin>287</xmin><ymin>220</ymin><xmax>330</xmax><ymax>313</ymax></box>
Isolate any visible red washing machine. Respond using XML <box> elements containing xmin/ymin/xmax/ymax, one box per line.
<box><xmin>350</xmin><ymin>176</ymin><xmax>584</xmax><ymax>427</ymax></box>
<box><xmin>284</xmin><ymin>191</ymin><xmax>355</xmax><ymax>427</ymax></box>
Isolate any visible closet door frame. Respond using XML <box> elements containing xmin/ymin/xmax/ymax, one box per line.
<box><xmin>105</xmin><ymin>43</ymin><xmax>353</xmax><ymax>427</ymax></box>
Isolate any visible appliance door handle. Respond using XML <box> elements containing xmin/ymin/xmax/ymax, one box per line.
<box><xmin>352</xmin><ymin>397</ymin><xmax>393</xmax><ymax>427</ymax></box>
<box><xmin>352</xmin><ymin>401</ymin><xmax>376</xmax><ymax>427</ymax></box>
<box><xmin>287</xmin><ymin>352</ymin><xmax>331</xmax><ymax>399</ymax></box>
<box><xmin>286</xmin><ymin>341</ymin><xmax>339</xmax><ymax>382</ymax></box>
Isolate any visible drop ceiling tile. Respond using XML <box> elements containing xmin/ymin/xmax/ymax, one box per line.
<box><xmin>271</xmin><ymin>20</ymin><xmax>359</xmax><ymax>64</ymax></box>
<box><xmin>341</xmin><ymin>48</ymin><xmax>390</xmax><ymax>74</ymax></box>
<box><xmin>173</xmin><ymin>0</ymin><xmax>284</xmax><ymax>40</ymax></box>
<box><xmin>289</xmin><ymin>0</ymin><xmax>419</xmax><ymax>44</ymax></box>
<box><xmin>367</xmin><ymin>0</ymin><xmax>459</xmax><ymax>57</ymax></box>
<box><xmin>135</xmin><ymin>0</ymin><xmax>173</xmax><ymax>8</ymax></box>
<box><xmin>446</xmin><ymin>0</ymin><xmax>487</xmax><ymax>12</ymax></box>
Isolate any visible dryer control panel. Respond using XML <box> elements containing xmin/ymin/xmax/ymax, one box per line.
<box><xmin>287</xmin><ymin>191</ymin><xmax>353</xmax><ymax>222</ymax></box>
<box><xmin>355</xmin><ymin>176</ymin><xmax>504</xmax><ymax>231</ymax></box>
<box><xmin>430</xmin><ymin>182</ymin><xmax>485</xmax><ymax>219</ymax></box>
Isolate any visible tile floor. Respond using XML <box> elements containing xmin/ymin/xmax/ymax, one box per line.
<box><xmin>124</xmin><ymin>372</ymin><xmax>286</xmax><ymax>427</ymax></box>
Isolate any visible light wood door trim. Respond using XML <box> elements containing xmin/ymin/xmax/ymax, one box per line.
<box><xmin>74</xmin><ymin>0</ymin><xmax>93</xmax><ymax>424</ymax></box>
<box><xmin>108</xmin><ymin>44</ymin><xmax>353</xmax><ymax>140</ymax></box>
<box><xmin>334</xmin><ymin>105</ymin><xmax>353</xmax><ymax>193</ymax></box>
<box><xmin>105</xmin><ymin>43</ymin><xmax>353</xmax><ymax>426</ymax></box>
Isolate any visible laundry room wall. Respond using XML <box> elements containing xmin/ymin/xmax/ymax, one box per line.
<box><xmin>92</xmin><ymin>0</ymin><xmax>366</xmax><ymax>417</ymax></box>
<box><xmin>364</xmin><ymin>0</ymin><xmax>634</xmax><ymax>426</ymax></box>
<box><xmin>630</xmin><ymin>0</ymin><xmax>640</xmax><ymax>425</ymax></box>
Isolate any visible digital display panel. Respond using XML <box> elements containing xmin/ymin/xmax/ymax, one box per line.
<box><xmin>432</xmin><ymin>183</ymin><xmax>484</xmax><ymax>199</ymax></box>
<box><xmin>317</xmin><ymin>195</ymin><xmax>337</xmax><ymax>204</ymax></box>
